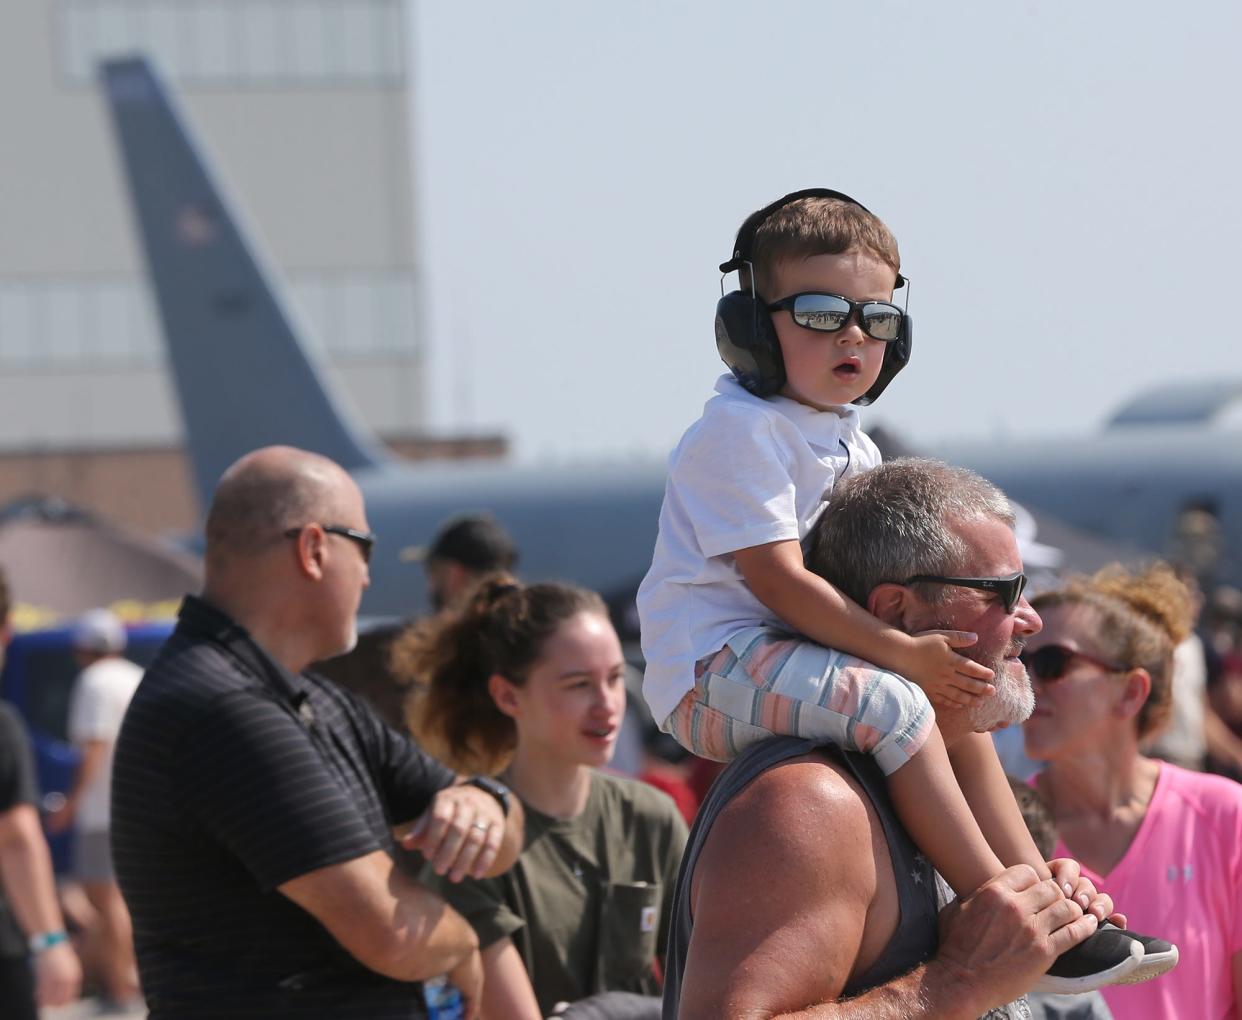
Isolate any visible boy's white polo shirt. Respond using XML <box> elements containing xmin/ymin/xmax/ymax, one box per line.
<box><xmin>638</xmin><ymin>374</ymin><xmax>881</xmax><ymax>725</ymax></box>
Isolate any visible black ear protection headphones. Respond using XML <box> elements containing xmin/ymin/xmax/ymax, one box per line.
<box><xmin>714</xmin><ymin>187</ymin><xmax>913</xmax><ymax>404</ymax></box>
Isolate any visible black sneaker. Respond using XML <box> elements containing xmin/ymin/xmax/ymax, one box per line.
<box><xmin>1101</xmin><ymin>923</ymin><xmax>1179</xmax><ymax>985</ymax></box>
<box><xmin>1032</xmin><ymin>924</ymin><xmax>1144</xmax><ymax>994</ymax></box>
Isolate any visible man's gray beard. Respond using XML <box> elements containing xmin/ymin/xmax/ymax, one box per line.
<box><xmin>969</xmin><ymin>658</ymin><xmax>1035</xmax><ymax>732</ymax></box>
<box><xmin>929</xmin><ymin>619</ymin><xmax>1035</xmax><ymax>731</ymax></box>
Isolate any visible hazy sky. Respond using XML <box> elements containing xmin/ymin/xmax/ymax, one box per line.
<box><xmin>409</xmin><ymin>1</ymin><xmax>1242</xmax><ymax>463</ymax></box>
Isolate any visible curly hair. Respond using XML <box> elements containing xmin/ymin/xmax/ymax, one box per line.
<box><xmin>1030</xmin><ymin>562</ymin><xmax>1193</xmax><ymax>740</ymax></box>
<box><xmin>389</xmin><ymin>573</ymin><xmax>607</xmax><ymax>775</ymax></box>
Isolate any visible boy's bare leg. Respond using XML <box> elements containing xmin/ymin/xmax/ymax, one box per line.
<box><xmin>947</xmin><ymin>732</ymin><xmax>1052</xmax><ymax>880</ymax></box>
<box><xmin>886</xmin><ymin>724</ymin><xmax>1007</xmax><ymax>898</ymax></box>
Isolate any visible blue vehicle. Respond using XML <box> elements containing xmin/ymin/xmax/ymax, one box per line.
<box><xmin>0</xmin><ymin>620</ymin><xmax>174</xmax><ymax>873</ymax></box>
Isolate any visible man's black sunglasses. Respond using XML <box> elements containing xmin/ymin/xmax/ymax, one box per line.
<box><xmin>904</xmin><ymin>571</ymin><xmax>1028</xmax><ymax>614</ymax></box>
<box><xmin>284</xmin><ymin>523</ymin><xmax>376</xmax><ymax>564</ymax></box>
<box><xmin>766</xmin><ymin>292</ymin><xmax>905</xmax><ymax>342</ymax></box>
<box><xmin>1018</xmin><ymin>644</ymin><xmax>1126</xmax><ymax>683</ymax></box>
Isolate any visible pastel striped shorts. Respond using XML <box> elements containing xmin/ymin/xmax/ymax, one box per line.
<box><xmin>665</xmin><ymin>626</ymin><xmax>934</xmax><ymax>775</ymax></box>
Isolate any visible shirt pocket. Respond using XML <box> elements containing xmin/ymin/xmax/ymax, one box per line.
<box><xmin>596</xmin><ymin>880</ymin><xmax>662</xmax><ymax>991</ymax></box>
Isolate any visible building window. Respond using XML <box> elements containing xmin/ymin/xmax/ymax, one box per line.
<box><xmin>55</xmin><ymin>0</ymin><xmax>408</xmax><ymax>86</ymax></box>
<box><xmin>0</xmin><ymin>273</ymin><xmax>417</xmax><ymax>368</ymax></box>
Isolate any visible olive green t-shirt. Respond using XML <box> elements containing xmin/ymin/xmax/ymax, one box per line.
<box><xmin>430</xmin><ymin>771</ymin><xmax>688</xmax><ymax>1015</ymax></box>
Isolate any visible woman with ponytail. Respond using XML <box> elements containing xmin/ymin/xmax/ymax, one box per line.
<box><xmin>391</xmin><ymin>575</ymin><xmax>688</xmax><ymax>1020</ymax></box>
<box><xmin>1023</xmin><ymin>563</ymin><xmax>1242</xmax><ymax>1020</ymax></box>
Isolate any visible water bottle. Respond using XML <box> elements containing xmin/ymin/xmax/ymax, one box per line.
<box><xmin>423</xmin><ymin>975</ymin><xmax>464</xmax><ymax>1020</ymax></box>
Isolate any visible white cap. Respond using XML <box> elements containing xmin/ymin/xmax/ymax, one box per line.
<box><xmin>71</xmin><ymin>609</ymin><xmax>127</xmax><ymax>654</ymax></box>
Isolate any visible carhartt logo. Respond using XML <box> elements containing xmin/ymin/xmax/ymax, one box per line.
<box><xmin>640</xmin><ymin>906</ymin><xmax>657</xmax><ymax>933</ymax></box>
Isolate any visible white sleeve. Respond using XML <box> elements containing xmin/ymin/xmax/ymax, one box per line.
<box><xmin>671</xmin><ymin>404</ymin><xmax>802</xmax><ymax>560</ymax></box>
<box><xmin>67</xmin><ymin>671</ymin><xmax>128</xmax><ymax>743</ymax></box>
<box><xmin>67</xmin><ymin>673</ymin><xmax>107</xmax><ymax>743</ymax></box>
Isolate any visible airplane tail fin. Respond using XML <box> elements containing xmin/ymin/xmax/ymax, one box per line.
<box><xmin>98</xmin><ymin>56</ymin><xmax>391</xmax><ymax>503</ymax></box>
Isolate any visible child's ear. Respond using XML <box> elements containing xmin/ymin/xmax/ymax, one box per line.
<box><xmin>487</xmin><ymin>673</ymin><xmax>522</xmax><ymax>720</ymax></box>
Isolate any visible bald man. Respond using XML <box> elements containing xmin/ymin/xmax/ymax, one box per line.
<box><xmin>112</xmin><ymin>446</ymin><xmax>524</xmax><ymax>1019</ymax></box>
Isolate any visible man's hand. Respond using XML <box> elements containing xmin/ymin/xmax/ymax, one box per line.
<box><xmin>902</xmin><ymin>629</ymin><xmax>996</xmax><ymax>708</ymax></box>
<box><xmin>43</xmin><ymin>802</ymin><xmax>74</xmax><ymax>836</ymax></box>
<box><xmin>34</xmin><ymin>941</ymin><xmax>82</xmax><ymax>1008</ymax></box>
<box><xmin>400</xmin><ymin>784</ymin><xmax>507</xmax><ymax>882</ymax></box>
<box><xmin>447</xmin><ymin>946</ymin><xmax>483</xmax><ymax>1020</ymax></box>
<box><xmin>931</xmin><ymin>865</ymin><xmax>1097</xmax><ymax>1014</ymax></box>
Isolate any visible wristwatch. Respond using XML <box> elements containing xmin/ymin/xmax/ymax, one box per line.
<box><xmin>28</xmin><ymin>930</ymin><xmax>68</xmax><ymax>954</ymax></box>
<box><xmin>462</xmin><ymin>776</ymin><xmax>511</xmax><ymax>817</ymax></box>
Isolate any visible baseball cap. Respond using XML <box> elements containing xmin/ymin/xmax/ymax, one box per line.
<box><xmin>71</xmin><ymin>609</ymin><xmax>127</xmax><ymax>654</ymax></box>
<box><xmin>404</xmin><ymin>514</ymin><xmax>518</xmax><ymax>572</ymax></box>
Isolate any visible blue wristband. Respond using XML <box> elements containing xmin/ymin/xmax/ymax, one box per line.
<box><xmin>28</xmin><ymin>930</ymin><xmax>68</xmax><ymax>954</ymax></box>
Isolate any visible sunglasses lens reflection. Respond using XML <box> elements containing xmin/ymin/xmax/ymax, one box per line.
<box><xmin>791</xmin><ymin>294</ymin><xmax>851</xmax><ymax>331</ymax></box>
<box><xmin>860</xmin><ymin>305</ymin><xmax>903</xmax><ymax>341</ymax></box>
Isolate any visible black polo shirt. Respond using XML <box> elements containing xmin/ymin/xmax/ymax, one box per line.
<box><xmin>112</xmin><ymin>596</ymin><xmax>456</xmax><ymax>1019</ymax></box>
<box><xmin>0</xmin><ymin>704</ymin><xmax>39</xmax><ymax>960</ymax></box>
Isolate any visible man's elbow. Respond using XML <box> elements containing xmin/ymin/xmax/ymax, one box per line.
<box><xmin>351</xmin><ymin>917</ymin><xmax>478</xmax><ymax>984</ymax></box>
<box><xmin>395</xmin><ymin>910</ymin><xmax>479</xmax><ymax>983</ymax></box>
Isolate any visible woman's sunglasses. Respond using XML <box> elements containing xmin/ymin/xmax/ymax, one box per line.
<box><xmin>1019</xmin><ymin>644</ymin><xmax>1126</xmax><ymax>683</ymax></box>
<box><xmin>766</xmin><ymin>292</ymin><xmax>905</xmax><ymax>342</ymax></box>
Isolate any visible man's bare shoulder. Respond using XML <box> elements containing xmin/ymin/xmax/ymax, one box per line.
<box><xmin>732</xmin><ymin>749</ymin><xmax>867</xmax><ymax>816</ymax></box>
<box><xmin>691</xmin><ymin>751</ymin><xmax>878</xmax><ymax>904</ymax></box>
<box><xmin>681</xmin><ymin>750</ymin><xmax>889</xmax><ymax>1014</ymax></box>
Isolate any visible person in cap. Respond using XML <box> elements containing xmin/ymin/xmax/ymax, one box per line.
<box><xmin>421</xmin><ymin>514</ymin><xmax>518</xmax><ymax>612</ymax></box>
<box><xmin>46</xmin><ymin>608</ymin><xmax>143</xmax><ymax>1007</ymax></box>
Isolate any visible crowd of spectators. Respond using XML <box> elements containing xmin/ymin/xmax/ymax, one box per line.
<box><xmin>1</xmin><ymin>449</ymin><xmax>1240</xmax><ymax>1018</ymax></box>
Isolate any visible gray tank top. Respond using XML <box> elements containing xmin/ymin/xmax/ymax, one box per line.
<box><xmin>661</xmin><ymin>736</ymin><xmax>938</xmax><ymax>1017</ymax></box>
<box><xmin>661</xmin><ymin>737</ymin><xmax>1030</xmax><ymax>1019</ymax></box>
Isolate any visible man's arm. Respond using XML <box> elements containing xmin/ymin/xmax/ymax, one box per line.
<box><xmin>676</xmin><ymin>756</ymin><xmax>1093</xmax><ymax>1019</ymax></box>
<box><xmin>0</xmin><ymin>803</ymin><xmax>82</xmax><ymax>1006</ymax></box>
<box><xmin>178</xmin><ymin>691</ymin><xmax>493</xmax><ymax>990</ymax></box>
<box><xmin>44</xmin><ymin>739</ymin><xmax>109</xmax><ymax>834</ymax></box>
<box><xmin>356</xmin><ymin>690</ymin><xmax>524</xmax><ymax>880</ymax></box>
<box><xmin>399</xmin><ymin>780</ymin><xmax>525</xmax><ymax>882</ymax></box>
<box><xmin>279</xmin><ymin>848</ymin><xmax>478</xmax><ymax>983</ymax></box>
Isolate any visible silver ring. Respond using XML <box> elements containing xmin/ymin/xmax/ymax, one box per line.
<box><xmin>472</xmin><ymin>822</ymin><xmax>490</xmax><ymax>832</ymax></box>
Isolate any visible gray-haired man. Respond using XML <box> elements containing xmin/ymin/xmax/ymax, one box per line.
<box><xmin>664</xmin><ymin>459</ymin><xmax>1114</xmax><ymax>1020</ymax></box>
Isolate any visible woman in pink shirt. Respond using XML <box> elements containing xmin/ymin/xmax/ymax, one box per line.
<box><xmin>1024</xmin><ymin>563</ymin><xmax>1242</xmax><ymax>1020</ymax></box>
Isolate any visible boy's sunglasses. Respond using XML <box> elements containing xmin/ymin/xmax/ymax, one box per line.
<box><xmin>284</xmin><ymin>523</ymin><xmax>376</xmax><ymax>564</ymax></box>
<box><xmin>904</xmin><ymin>571</ymin><xmax>1028</xmax><ymax>614</ymax></box>
<box><xmin>1018</xmin><ymin>644</ymin><xmax>1126</xmax><ymax>683</ymax></box>
<box><xmin>766</xmin><ymin>292</ymin><xmax>905</xmax><ymax>342</ymax></box>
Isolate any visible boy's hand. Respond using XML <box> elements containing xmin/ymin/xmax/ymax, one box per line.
<box><xmin>902</xmin><ymin>630</ymin><xmax>995</xmax><ymax>707</ymax></box>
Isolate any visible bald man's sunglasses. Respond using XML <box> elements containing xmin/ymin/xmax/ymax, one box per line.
<box><xmin>904</xmin><ymin>571</ymin><xmax>1028</xmax><ymax>614</ymax></box>
<box><xmin>284</xmin><ymin>524</ymin><xmax>376</xmax><ymax>564</ymax></box>
<box><xmin>1019</xmin><ymin>645</ymin><xmax>1126</xmax><ymax>683</ymax></box>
